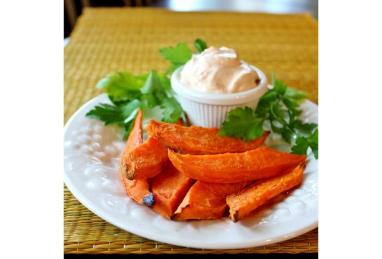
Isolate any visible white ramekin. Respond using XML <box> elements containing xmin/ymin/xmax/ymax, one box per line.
<box><xmin>171</xmin><ymin>65</ymin><xmax>269</xmax><ymax>128</ymax></box>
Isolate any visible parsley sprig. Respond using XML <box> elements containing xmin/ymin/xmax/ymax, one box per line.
<box><xmin>219</xmin><ymin>75</ymin><xmax>318</xmax><ymax>159</ymax></box>
<box><xmin>86</xmin><ymin>39</ymin><xmax>208</xmax><ymax>139</ymax></box>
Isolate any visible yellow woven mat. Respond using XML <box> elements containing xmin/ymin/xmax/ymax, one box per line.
<box><xmin>64</xmin><ymin>7</ymin><xmax>318</xmax><ymax>254</ymax></box>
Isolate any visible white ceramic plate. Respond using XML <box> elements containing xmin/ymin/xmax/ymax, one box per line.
<box><xmin>64</xmin><ymin>94</ymin><xmax>318</xmax><ymax>249</ymax></box>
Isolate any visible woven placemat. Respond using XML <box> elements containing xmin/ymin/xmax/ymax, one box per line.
<box><xmin>64</xmin><ymin>7</ymin><xmax>318</xmax><ymax>254</ymax></box>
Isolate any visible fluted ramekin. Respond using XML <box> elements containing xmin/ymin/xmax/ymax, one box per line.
<box><xmin>171</xmin><ymin>65</ymin><xmax>268</xmax><ymax>128</ymax></box>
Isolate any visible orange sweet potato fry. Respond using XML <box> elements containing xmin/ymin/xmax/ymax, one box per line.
<box><xmin>121</xmin><ymin>137</ymin><xmax>168</xmax><ymax>180</ymax></box>
<box><xmin>120</xmin><ymin>118</ymin><xmax>190</xmax><ymax>180</ymax></box>
<box><xmin>120</xmin><ymin>173</ymin><xmax>153</xmax><ymax>205</ymax></box>
<box><xmin>168</xmin><ymin>146</ymin><xmax>306</xmax><ymax>183</ymax></box>
<box><xmin>120</xmin><ymin>115</ymin><xmax>169</xmax><ymax>180</ymax></box>
<box><xmin>119</xmin><ymin>110</ymin><xmax>153</xmax><ymax>205</ymax></box>
<box><xmin>174</xmin><ymin>181</ymin><xmax>248</xmax><ymax>220</ymax></box>
<box><xmin>147</xmin><ymin>120</ymin><xmax>269</xmax><ymax>154</ymax></box>
<box><xmin>151</xmin><ymin>163</ymin><xmax>194</xmax><ymax>219</ymax></box>
<box><xmin>226</xmin><ymin>163</ymin><xmax>305</xmax><ymax>222</ymax></box>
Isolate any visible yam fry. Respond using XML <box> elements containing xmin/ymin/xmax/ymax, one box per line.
<box><xmin>120</xmin><ymin>174</ymin><xmax>153</xmax><ymax>206</ymax></box>
<box><xmin>174</xmin><ymin>181</ymin><xmax>248</xmax><ymax>220</ymax></box>
<box><xmin>151</xmin><ymin>163</ymin><xmax>194</xmax><ymax>219</ymax></box>
<box><xmin>121</xmin><ymin>137</ymin><xmax>168</xmax><ymax>180</ymax></box>
<box><xmin>168</xmin><ymin>146</ymin><xmax>306</xmax><ymax>183</ymax></box>
<box><xmin>119</xmin><ymin>110</ymin><xmax>153</xmax><ymax>205</ymax></box>
<box><xmin>226</xmin><ymin>163</ymin><xmax>305</xmax><ymax>221</ymax></box>
<box><xmin>147</xmin><ymin>120</ymin><xmax>269</xmax><ymax>154</ymax></box>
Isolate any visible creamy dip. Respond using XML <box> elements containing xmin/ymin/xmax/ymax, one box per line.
<box><xmin>180</xmin><ymin>46</ymin><xmax>259</xmax><ymax>94</ymax></box>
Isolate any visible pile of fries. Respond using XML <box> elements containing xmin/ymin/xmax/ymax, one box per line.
<box><xmin>120</xmin><ymin>110</ymin><xmax>306</xmax><ymax>221</ymax></box>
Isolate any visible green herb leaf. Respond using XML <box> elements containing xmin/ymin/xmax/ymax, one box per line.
<box><xmin>96</xmin><ymin>72</ymin><xmax>147</xmax><ymax>102</ymax></box>
<box><xmin>161</xmin><ymin>97</ymin><xmax>183</xmax><ymax>123</ymax></box>
<box><xmin>85</xmin><ymin>99</ymin><xmax>141</xmax><ymax>126</ymax></box>
<box><xmin>219</xmin><ymin>107</ymin><xmax>264</xmax><ymax>141</ymax></box>
<box><xmin>292</xmin><ymin>120</ymin><xmax>318</xmax><ymax>136</ymax></box>
<box><xmin>272</xmin><ymin>76</ymin><xmax>288</xmax><ymax>96</ymax></box>
<box><xmin>291</xmin><ymin>136</ymin><xmax>310</xmax><ymax>155</ymax></box>
<box><xmin>308</xmin><ymin>128</ymin><xmax>319</xmax><ymax>159</ymax></box>
<box><xmin>159</xmin><ymin>42</ymin><xmax>192</xmax><ymax>67</ymax></box>
<box><xmin>120</xmin><ymin>101</ymin><xmax>141</xmax><ymax>140</ymax></box>
<box><xmin>255</xmin><ymin>90</ymin><xmax>278</xmax><ymax>117</ymax></box>
<box><xmin>140</xmin><ymin>70</ymin><xmax>168</xmax><ymax>107</ymax></box>
<box><xmin>269</xmin><ymin>102</ymin><xmax>287</xmax><ymax>124</ymax></box>
<box><xmin>292</xmin><ymin>129</ymin><xmax>318</xmax><ymax>159</ymax></box>
<box><xmin>282</xmin><ymin>97</ymin><xmax>302</xmax><ymax>117</ymax></box>
<box><xmin>85</xmin><ymin>104</ymin><xmax>125</xmax><ymax>126</ymax></box>
<box><xmin>141</xmin><ymin>71</ymin><xmax>162</xmax><ymax>95</ymax></box>
<box><xmin>158</xmin><ymin>73</ymin><xmax>172</xmax><ymax>93</ymax></box>
<box><xmin>121</xmin><ymin>100</ymin><xmax>141</xmax><ymax>122</ymax></box>
<box><xmin>194</xmin><ymin>38</ymin><xmax>208</xmax><ymax>53</ymax></box>
<box><xmin>285</xmin><ymin>87</ymin><xmax>307</xmax><ymax>102</ymax></box>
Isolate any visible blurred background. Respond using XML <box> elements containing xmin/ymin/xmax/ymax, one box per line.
<box><xmin>64</xmin><ymin>0</ymin><xmax>318</xmax><ymax>38</ymax></box>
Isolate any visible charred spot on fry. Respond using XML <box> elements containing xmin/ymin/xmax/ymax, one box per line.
<box><xmin>143</xmin><ymin>193</ymin><xmax>155</xmax><ymax>207</ymax></box>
